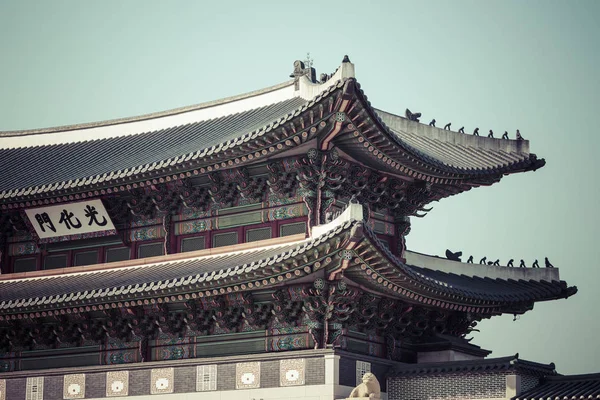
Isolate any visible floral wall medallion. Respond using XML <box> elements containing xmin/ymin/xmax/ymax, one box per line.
<box><xmin>63</xmin><ymin>374</ymin><xmax>85</xmax><ymax>399</ymax></box>
<box><xmin>151</xmin><ymin>368</ymin><xmax>174</xmax><ymax>395</ymax></box>
<box><xmin>106</xmin><ymin>371</ymin><xmax>129</xmax><ymax>397</ymax></box>
<box><xmin>236</xmin><ymin>362</ymin><xmax>260</xmax><ymax>389</ymax></box>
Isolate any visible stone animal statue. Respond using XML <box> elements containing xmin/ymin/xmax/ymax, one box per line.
<box><xmin>349</xmin><ymin>372</ymin><xmax>381</xmax><ymax>399</ymax></box>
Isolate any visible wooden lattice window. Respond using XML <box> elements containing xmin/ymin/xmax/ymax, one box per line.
<box><xmin>43</xmin><ymin>253</ymin><xmax>67</xmax><ymax>270</ymax></box>
<box><xmin>106</xmin><ymin>247</ymin><xmax>131</xmax><ymax>263</ymax></box>
<box><xmin>246</xmin><ymin>227</ymin><xmax>272</xmax><ymax>243</ymax></box>
<box><xmin>181</xmin><ymin>236</ymin><xmax>206</xmax><ymax>252</ymax></box>
<box><xmin>213</xmin><ymin>232</ymin><xmax>238</xmax><ymax>248</ymax></box>
<box><xmin>137</xmin><ymin>242</ymin><xmax>164</xmax><ymax>258</ymax></box>
<box><xmin>280</xmin><ymin>222</ymin><xmax>306</xmax><ymax>237</ymax></box>
<box><xmin>13</xmin><ymin>257</ymin><xmax>37</xmax><ymax>273</ymax></box>
<box><xmin>73</xmin><ymin>250</ymin><xmax>99</xmax><ymax>266</ymax></box>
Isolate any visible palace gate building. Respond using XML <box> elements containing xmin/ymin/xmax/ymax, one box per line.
<box><xmin>0</xmin><ymin>56</ymin><xmax>595</xmax><ymax>400</ymax></box>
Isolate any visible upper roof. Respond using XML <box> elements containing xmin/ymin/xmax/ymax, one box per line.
<box><xmin>514</xmin><ymin>373</ymin><xmax>600</xmax><ymax>400</ymax></box>
<box><xmin>0</xmin><ymin>204</ymin><xmax>575</xmax><ymax>317</ymax></box>
<box><xmin>0</xmin><ymin>57</ymin><xmax>543</xmax><ymax>205</ymax></box>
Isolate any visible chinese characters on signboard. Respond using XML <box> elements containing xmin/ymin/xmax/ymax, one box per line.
<box><xmin>24</xmin><ymin>199</ymin><xmax>116</xmax><ymax>239</ymax></box>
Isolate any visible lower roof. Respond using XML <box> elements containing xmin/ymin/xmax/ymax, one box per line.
<box><xmin>389</xmin><ymin>354</ymin><xmax>556</xmax><ymax>378</ymax></box>
<box><xmin>0</xmin><ymin>205</ymin><xmax>576</xmax><ymax>317</ymax></box>
<box><xmin>515</xmin><ymin>373</ymin><xmax>600</xmax><ymax>400</ymax></box>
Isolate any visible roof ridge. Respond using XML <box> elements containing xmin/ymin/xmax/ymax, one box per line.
<box><xmin>0</xmin><ymin>80</ymin><xmax>295</xmax><ymax>137</ymax></box>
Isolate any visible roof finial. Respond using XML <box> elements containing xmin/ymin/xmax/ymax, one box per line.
<box><xmin>342</xmin><ymin>55</ymin><xmax>351</xmax><ymax>63</ymax></box>
<box><xmin>304</xmin><ymin>52</ymin><xmax>313</xmax><ymax>70</ymax></box>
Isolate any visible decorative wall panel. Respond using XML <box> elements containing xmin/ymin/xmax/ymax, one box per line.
<box><xmin>236</xmin><ymin>362</ymin><xmax>260</xmax><ymax>389</ymax></box>
<box><xmin>106</xmin><ymin>371</ymin><xmax>129</xmax><ymax>397</ymax></box>
<box><xmin>151</xmin><ymin>368</ymin><xmax>174</xmax><ymax>395</ymax></box>
<box><xmin>280</xmin><ymin>358</ymin><xmax>305</xmax><ymax>386</ymax></box>
<box><xmin>63</xmin><ymin>374</ymin><xmax>85</xmax><ymax>399</ymax></box>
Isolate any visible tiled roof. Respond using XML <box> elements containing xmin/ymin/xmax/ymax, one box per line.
<box><xmin>389</xmin><ymin>354</ymin><xmax>556</xmax><ymax>377</ymax></box>
<box><xmin>0</xmin><ymin>217</ymin><xmax>576</xmax><ymax>314</ymax></box>
<box><xmin>0</xmin><ymin>220</ymin><xmax>353</xmax><ymax>312</ymax></box>
<box><xmin>0</xmin><ymin>97</ymin><xmax>306</xmax><ymax>194</ymax></box>
<box><xmin>370</xmin><ymin>104</ymin><xmax>544</xmax><ymax>178</ymax></box>
<box><xmin>407</xmin><ymin>264</ymin><xmax>576</xmax><ymax>304</ymax></box>
<box><xmin>515</xmin><ymin>373</ymin><xmax>600</xmax><ymax>400</ymax></box>
<box><xmin>355</xmin><ymin>225</ymin><xmax>576</xmax><ymax>308</ymax></box>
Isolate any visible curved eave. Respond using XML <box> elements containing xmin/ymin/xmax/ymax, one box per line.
<box><xmin>0</xmin><ymin>80</ymin><xmax>348</xmax><ymax>206</ymax></box>
<box><xmin>337</xmin><ymin>223</ymin><xmax>576</xmax><ymax>315</ymax></box>
<box><xmin>332</xmin><ymin>79</ymin><xmax>545</xmax><ymax>182</ymax></box>
<box><xmin>0</xmin><ymin>216</ymin><xmax>576</xmax><ymax>318</ymax></box>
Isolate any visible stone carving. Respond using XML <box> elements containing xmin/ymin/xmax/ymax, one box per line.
<box><xmin>348</xmin><ymin>372</ymin><xmax>381</xmax><ymax>399</ymax></box>
<box><xmin>405</xmin><ymin>109</ymin><xmax>421</xmax><ymax>122</ymax></box>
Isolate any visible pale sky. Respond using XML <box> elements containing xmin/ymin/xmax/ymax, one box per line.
<box><xmin>1</xmin><ymin>0</ymin><xmax>599</xmax><ymax>374</ymax></box>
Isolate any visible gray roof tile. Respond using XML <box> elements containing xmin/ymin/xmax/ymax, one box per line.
<box><xmin>0</xmin><ymin>97</ymin><xmax>307</xmax><ymax>194</ymax></box>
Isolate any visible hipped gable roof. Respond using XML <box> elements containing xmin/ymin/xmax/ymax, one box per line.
<box><xmin>0</xmin><ymin>59</ymin><xmax>544</xmax><ymax>204</ymax></box>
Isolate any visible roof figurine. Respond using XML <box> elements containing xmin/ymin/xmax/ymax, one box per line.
<box><xmin>429</xmin><ymin>119</ymin><xmax>436</xmax><ymax>127</ymax></box>
<box><xmin>459</xmin><ymin>126</ymin><xmax>465</xmax><ymax>133</ymax></box>
<box><xmin>545</xmin><ymin>257</ymin><xmax>554</xmax><ymax>268</ymax></box>
<box><xmin>488</xmin><ymin>129</ymin><xmax>494</xmax><ymax>138</ymax></box>
<box><xmin>532</xmin><ymin>259</ymin><xmax>540</xmax><ymax>268</ymax></box>
<box><xmin>502</xmin><ymin>131</ymin><xmax>509</xmax><ymax>139</ymax></box>
<box><xmin>479</xmin><ymin>256</ymin><xmax>487</xmax><ymax>264</ymax></box>
<box><xmin>516</xmin><ymin>129</ymin><xmax>525</xmax><ymax>140</ymax></box>
<box><xmin>507</xmin><ymin>259</ymin><xmax>514</xmax><ymax>267</ymax></box>
<box><xmin>467</xmin><ymin>255</ymin><xmax>474</xmax><ymax>263</ymax></box>
<box><xmin>444</xmin><ymin>122</ymin><xmax>451</xmax><ymax>130</ymax></box>
<box><xmin>520</xmin><ymin>259</ymin><xmax>526</xmax><ymax>268</ymax></box>
<box><xmin>405</xmin><ymin>108</ymin><xmax>421</xmax><ymax>122</ymax></box>
<box><xmin>473</xmin><ymin>127</ymin><xmax>480</xmax><ymax>135</ymax></box>
<box><xmin>445</xmin><ymin>249</ymin><xmax>462</xmax><ymax>262</ymax></box>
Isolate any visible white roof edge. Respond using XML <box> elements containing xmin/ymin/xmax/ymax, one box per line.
<box><xmin>296</xmin><ymin>60</ymin><xmax>355</xmax><ymax>100</ymax></box>
<box><xmin>0</xmin><ymin>80</ymin><xmax>298</xmax><ymax>149</ymax></box>
<box><xmin>405</xmin><ymin>251</ymin><xmax>560</xmax><ymax>282</ymax></box>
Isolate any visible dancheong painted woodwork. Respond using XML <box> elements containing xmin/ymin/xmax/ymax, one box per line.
<box><xmin>0</xmin><ymin>56</ymin><xmax>575</xmax><ymax>374</ymax></box>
